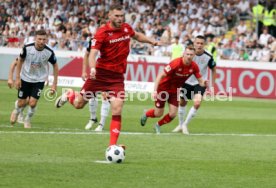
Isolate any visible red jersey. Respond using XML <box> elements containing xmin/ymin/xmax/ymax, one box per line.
<box><xmin>91</xmin><ymin>22</ymin><xmax>135</xmax><ymax>73</ymax></box>
<box><xmin>158</xmin><ymin>57</ymin><xmax>201</xmax><ymax>93</ymax></box>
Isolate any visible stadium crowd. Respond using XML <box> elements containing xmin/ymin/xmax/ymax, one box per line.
<box><xmin>0</xmin><ymin>0</ymin><xmax>275</xmax><ymax>62</ymax></box>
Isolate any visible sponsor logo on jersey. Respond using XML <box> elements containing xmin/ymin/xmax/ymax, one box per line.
<box><xmin>31</xmin><ymin>61</ymin><xmax>42</xmax><ymax>68</ymax></box>
<box><xmin>109</xmin><ymin>35</ymin><xmax>130</xmax><ymax>44</ymax></box>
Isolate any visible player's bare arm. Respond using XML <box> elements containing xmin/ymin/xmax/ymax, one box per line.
<box><xmin>82</xmin><ymin>51</ymin><xmax>89</xmax><ymax>81</ymax></box>
<box><xmin>211</xmin><ymin>66</ymin><xmax>216</xmax><ymax>87</ymax></box>
<box><xmin>197</xmin><ymin>77</ymin><xmax>208</xmax><ymax>87</ymax></box>
<box><xmin>8</xmin><ymin>59</ymin><xmax>18</xmax><ymax>88</ymax></box>
<box><xmin>153</xmin><ymin>71</ymin><xmax>167</xmax><ymax>99</ymax></box>
<box><xmin>15</xmin><ymin>57</ymin><xmax>24</xmax><ymax>90</ymax></box>
<box><xmin>132</xmin><ymin>32</ymin><xmax>162</xmax><ymax>46</ymax></box>
<box><xmin>88</xmin><ymin>49</ymin><xmax>99</xmax><ymax>79</ymax></box>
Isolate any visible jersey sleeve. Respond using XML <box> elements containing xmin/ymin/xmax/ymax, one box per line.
<box><xmin>208</xmin><ymin>56</ymin><xmax>216</xmax><ymax>69</ymax></box>
<box><xmin>48</xmin><ymin>51</ymin><xmax>57</xmax><ymax>64</ymax></box>
<box><xmin>19</xmin><ymin>45</ymin><xmax>27</xmax><ymax>59</ymax></box>
<box><xmin>125</xmin><ymin>23</ymin><xmax>135</xmax><ymax>37</ymax></box>
<box><xmin>91</xmin><ymin>29</ymin><xmax>105</xmax><ymax>50</ymax></box>
<box><xmin>164</xmin><ymin>59</ymin><xmax>178</xmax><ymax>76</ymax></box>
<box><xmin>193</xmin><ymin>62</ymin><xmax>202</xmax><ymax>79</ymax></box>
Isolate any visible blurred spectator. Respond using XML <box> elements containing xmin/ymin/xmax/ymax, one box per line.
<box><xmin>259</xmin><ymin>27</ymin><xmax>272</xmax><ymax>47</ymax></box>
<box><xmin>238</xmin><ymin>49</ymin><xmax>249</xmax><ymax>61</ymax></box>
<box><xmin>236</xmin><ymin>0</ymin><xmax>251</xmax><ymax>19</ymax></box>
<box><xmin>236</xmin><ymin>20</ymin><xmax>247</xmax><ymax>35</ymax></box>
<box><xmin>168</xmin><ymin>36</ymin><xmax>184</xmax><ymax>60</ymax></box>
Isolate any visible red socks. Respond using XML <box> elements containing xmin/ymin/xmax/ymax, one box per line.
<box><xmin>146</xmin><ymin>109</ymin><xmax>156</xmax><ymax>117</ymax></box>
<box><xmin>158</xmin><ymin>113</ymin><xmax>174</xmax><ymax>126</ymax></box>
<box><xmin>109</xmin><ymin>115</ymin><xmax>121</xmax><ymax>146</ymax></box>
<box><xmin>67</xmin><ymin>90</ymin><xmax>79</xmax><ymax>105</ymax></box>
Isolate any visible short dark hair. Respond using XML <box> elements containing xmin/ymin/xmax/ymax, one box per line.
<box><xmin>109</xmin><ymin>4</ymin><xmax>123</xmax><ymax>11</ymax></box>
<box><xmin>195</xmin><ymin>35</ymin><xmax>206</xmax><ymax>41</ymax></box>
<box><xmin>186</xmin><ymin>44</ymin><xmax>195</xmax><ymax>51</ymax></box>
<box><xmin>35</xmin><ymin>29</ymin><xmax>47</xmax><ymax>36</ymax></box>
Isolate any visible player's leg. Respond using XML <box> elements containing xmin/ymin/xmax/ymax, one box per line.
<box><xmin>55</xmin><ymin>88</ymin><xmax>88</xmax><ymax>109</ymax></box>
<box><xmin>155</xmin><ymin>94</ymin><xmax>178</xmax><ymax>134</ymax></box>
<box><xmin>10</xmin><ymin>99</ymin><xmax>28</xmax><ymax>125</ymax></box>
<box><xmin>172</xmin><ymin>84</ymin><xmax>193</xmax><ymax>132</ymax></box>
<box><xmin>10</xmin><ymin>80</ymin><xmax>30</xmax><ymax>125</ymax></box>
<box><xmin>16</xmin><ymin>98</ymin><xmax>28</xmax><ymax>124</ymax></box>
<box><xmin>24</xmin><ymin>97</ymin><xmax>38</xmax><ymax>128</ymax></box>
<box><xmin>85</xmin><ymin>98</ymin><xmax>98</xmax><ymax>130</ymax></box>
<box><xmin>109</xmin><ymin>97</ymin><xmax>124</xmax><ymax>146</ymax></box>
<box><xmin>182</xmin><ymin>85</ymin><xmax>206</xmax><ymax>135</ymax></box>
<box><xmin>182</xmin><ymin>93</ymin><xmax>203</xmax><ymax>135</ymax></box>
<box><xmin>172</xmin><ymin>97</ymin><xmax>188</xmax><ymax>132</ymax></box>
<box><xmin>140</xmin><ymin>92</ymin><xmax>165</xmax><ymax>126</ymax></box>
<box><xmin>95</xmin><ymin>98</ymin><xmax>110</xmax><ymax>132</ymax></box>
<box><xmin>23</xmin><ymin>82</ymin><xmax>45</xmax><ymax>128</ymax></box>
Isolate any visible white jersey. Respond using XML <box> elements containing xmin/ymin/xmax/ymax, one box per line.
<box><xmin>19</xmin><ymin>42</ymin><xmax>57</xmax><ymax>83</ymax></box>
<box><xmin>185</xmin><ymin>50</ymin><xmax>216</xmax><ymax>85</ymax></box>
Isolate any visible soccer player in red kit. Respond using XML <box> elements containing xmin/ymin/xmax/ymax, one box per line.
<box><xmin>140</xmin><ymin>46</ymin><xmax>208</xmax><ymax>134</ymax></box>
<box><xmin>55</xmin><ymin>4</ymin><xmax>162</xmax><ymax>147</ymax></box>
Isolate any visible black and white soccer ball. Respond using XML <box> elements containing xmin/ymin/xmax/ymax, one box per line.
<box><xmin>105</xmin><ymin>145</ymin><xmax>125</xmax><ymax>163</ymax></box>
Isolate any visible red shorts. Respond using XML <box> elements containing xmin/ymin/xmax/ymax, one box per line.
<box><xmin>155</xmin><ymin>91</ymin><xmax>178</xmax><ymax>108</ymax></box>
<box><xmin>80</xmin><ymin>68</ymin><xmax>125</xmax><ymax>99</ymax></box>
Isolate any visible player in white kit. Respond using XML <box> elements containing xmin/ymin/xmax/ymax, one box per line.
<box><xmin>10</xmin><ymin>29</ymin><xmax>58</xmax><ymax>128</ymax></box>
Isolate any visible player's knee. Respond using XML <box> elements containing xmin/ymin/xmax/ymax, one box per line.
<box><xmin>111</xmin><ymin>105</ymin><xmax>123</xmax><ymax>115</ymax></box>
<box><xmin>169</xmin><ymin>112</ymin><xmax>177</xmax><ymax>118</ymax></box>
<box><xmin>29</xmin><ymin>104</ymin><xmax>37</xmax><ymax>108</ymax></box>
<box><xmin>17</xmin><ymin>99</ymin><xmax>26</xmax><ymax>107</ymax></box>
<box><xmin>179</xmin><ymin>99</ymin><xmax>187</xmax><ymax>106</ymax></box>
<box><xmin>194</xmin><ymin>101</ymin><xmax>201</xmax><ymax>109</ymax></box>
<box><xmin>74</xmin><ymin>103</ymin><xmax>85</xmax><ymax>109</ymax></box>
<box><xmin>155</xmin><ymin>111</ymin><xmax>163</xmax><ymax>117</ymax></box>
<box><xmin>28</xmin><ymin>100</ymin><xmax>37</xmax><ymax>108</ymax></box>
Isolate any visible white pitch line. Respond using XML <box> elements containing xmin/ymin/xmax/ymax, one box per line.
<box><xmin>0</xmin><ymin>130</ymin><xmax>276</xmax><ymax>137</ymax></box>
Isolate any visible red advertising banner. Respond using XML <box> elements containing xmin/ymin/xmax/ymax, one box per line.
<box><xmin>215</xmin><ymin>67</ymin><xmax>276</xmax><ymax>99</ymax></box>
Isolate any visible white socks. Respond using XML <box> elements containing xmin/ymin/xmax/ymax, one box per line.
<box><xmin>89</xmin><ymin>98</ymin><xmax>98</xmax><ymax>120</ymax></box>
<box><xmin>183</xmin><ymin>106</ymin><xmax>197</xmax><ymax>127</ymax></box>
<box><xmin>25</xmin><ymin>106</ymin><xmax>36</xmax><ymax>121</ymax></box>
<box><xmin>99</xmin><ymin>100</ymin><xmax>110</xmax><ymax>127</ymax></box>
<box><xmin>178</xmin><ymin>106</ymin><xmax>186</xmax><ymax>126</ymax></box>
<box><xmin>15</xmin><ymin>100</ymin><xmax>24</xmax><ymax>115</ymax></box>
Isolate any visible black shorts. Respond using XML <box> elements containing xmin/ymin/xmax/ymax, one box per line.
<box><xmin>180</xmin><ymin>83</ymin><xmax>206</xmax><ymax>100</ymax></box>
<box><xmin>18</xmin><ymin>79</ymin><xmax>45</xmax><ymax>99</ymax></box>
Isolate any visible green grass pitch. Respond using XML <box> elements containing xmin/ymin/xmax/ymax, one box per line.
<box><xmin>0</xmin><ymin>81</ymin><xmax>276</xmax><ymax>188</ymax></box>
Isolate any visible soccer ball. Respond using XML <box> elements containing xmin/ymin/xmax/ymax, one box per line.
<box><xmin>105</xmin><ymin>145</ymin><xmax>125</xmax><ymax>163</ymax></box>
